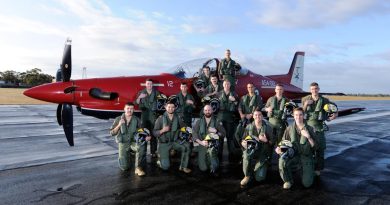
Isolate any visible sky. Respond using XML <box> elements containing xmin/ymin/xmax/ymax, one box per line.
<box><xmin>0</xmin><ymin>0</ymin><xmax>389</xmax><ymax>94</ymax></box>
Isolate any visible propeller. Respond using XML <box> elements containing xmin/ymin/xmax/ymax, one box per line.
<box><xmin>55</xmin><ymin>38</ymin><xmax>75</xmax><ymax>146</ymax></box>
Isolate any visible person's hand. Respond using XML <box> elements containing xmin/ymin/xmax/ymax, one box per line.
<box><xmin>186</xmin><ymin>99</ymin><xmax>194</xmax><ymax>105</ymax></box>
<box><xmin>138</xmin><ymin>93</ymin><xmax>147</xmax><ymax>99</ymax></box>
<box><xmin>202</xmin><ymin>140</ymin><xmax>209</xmax><ymax>147</ymax></box>
<box><xmin>208</xmin><ymin>127</ymin><xmax>217</xmax><ymax>133</ymax></box>
<box><xmin>266</xmin><ymin>107</ymin><xmax>273</xmax><ymax>114</ymax></box>
<box><xmin>161</xmin><ymin>126</ymin><xmax>170</xmax><ymax>134</ymax></box>
<box><xmin>304</xmin><ymin>100</ymin><xmax>313</xmax><ymax>106</ymax></box>
<box><xmin>258</xmin><ymin>134</ymin><xmax>268</xmax><ymax>143</ymax></box>
<box><xmin>228</xmin><ymin>96</ymin><xmax>236</xmax><ymax>102</ymax></box>
<box><xmin>328</xmin><ymin>112</ymin><xmax>338</xmax><ymax>120</ymax></box>
<box><xmin>301</xmin><ymin>128</ymin><xmax>310</xmax><ymax>139</ymax></box>
<box><xmin>119</xmin><ymin>119</ymin><xmax>125</xmax><ymax>126</ymax></box>
<box><xmin>239</xmin><ymin>113</ymin><xmax>245</xmax><ymax>119</ymax></box>
<box><xmin>145</xmin><ymin>136</ymin><xmax>152</xmax><ymax>141</ymax></box>
<box><xmin>275</xmin><ymin>147</ymin><xmax>282</xmax><ymax>155</ymax></box>
<box><xmin>241</xmin><ymin>140</ymin><xmax>247</xmax><ymax>149</ymax></box>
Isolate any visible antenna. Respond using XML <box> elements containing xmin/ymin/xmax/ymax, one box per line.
<box><xmin>82</xmin><ymin>67</ymin><xmax>87</xmax><ymax>79</ymax></box>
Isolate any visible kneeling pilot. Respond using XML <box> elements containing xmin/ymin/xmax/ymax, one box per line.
<box><xmin>110</xmin><ymin>102</ymin><xmax>151</xmax><ymax>176</ymax></box>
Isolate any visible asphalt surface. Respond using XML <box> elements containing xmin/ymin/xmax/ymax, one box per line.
<box><xmin>0</xmin><ymin>101</ymin><xmax>390</xmax><ymax>205</ymax></box>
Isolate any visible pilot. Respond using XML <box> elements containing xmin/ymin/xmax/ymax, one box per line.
<box><xmin>218</xmin><ymin>49</ymin><xmax>240</xmax><ymax>91</ymax></box>
<box><xmin>236</xmin><ymin>82</ymin><xmax>263</xmax><ymax>148</ymax></box>
<box><xmin>205</xmin><ymin>74</ymin><xmax>222</xmax><ymax>98</ymax></box>
<box><xmin>302</xmin><ymin>82</ymin><xmax>337</xmax><ymax>176</ymax></box>
<box><xmin>153</xmin><ymin>100</ymin><xmax>192</xmax><ymax>174</ymax></box>
<box><xmin>217</xmin><ymin>79</ymin><xmax>239</xmax><ymax>161</ymax></box>
<box><xmin>240</xmin><ymin>108</ymin><xmax>273</xmax><ymax>186</ymax></box>
<box><xmin>193</xmin><ymin>105</ymin><xmax>226</xmax><ymax>174</ymax></box>
<box><xmin>135</xmin><ymin>78</ymin><xmax>161</xmax><ymax>158</ymax></box>
<box><xmin>110</xmin><ymin>102</ymin><xmax>150</xmax><ymax>176</ymax></box>
<box><xmin>265</xmin><ymin>84</ymin><xmax>290</xmax><ymax>144</ymax></box>
<box><xmin>275</xmin><ymin>107</ymin><xmax>317</xmax><ymax>189</ymax></box>
<box><xmin>200</xmin><ymin>66</ymin><xmax>211</xmax><ymax>88</ymax></box>
<box><xmin>175</xmin><ymin>82</ymin><xmax>196</xmax><ymax>127</ymax></box>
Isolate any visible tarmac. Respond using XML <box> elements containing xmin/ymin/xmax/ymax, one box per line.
<box><xmin>0</xmin><ymin>100</ymin><xmax>389</xmax><ymax>205</ymax></box>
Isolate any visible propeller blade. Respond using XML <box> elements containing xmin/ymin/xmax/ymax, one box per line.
<box><xmin>56</xmin><ymin>104</ymin><xmax>63</xmax><ymax>126</ymax></box>
<box><xmin>61</xmin><ymin>103</ymin><xmax>74</xmax><ymax>146</ymax></box>
<box><xmin>61</xmin><ymin>38</ymin><xmax>72</xmax><ymax>82</ymax></box>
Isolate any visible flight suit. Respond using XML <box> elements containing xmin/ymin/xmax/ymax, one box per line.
<box><xmin>205</xmin><ymin>82</ymin><xmax>222</xmax><ymax>97</ymax></box>
<box><xmin>153</xmin><ymin>112</ymin><xmax>190</xmax><ymax>170</ymax></box>
<box><xmin>110</xmin><ymin>114</ymin><xmax>145</xmax><ymax>171</ymax></box>
<box><xmin>200</xmin><ymin>74</ymin><xmax>210</xmax><ymax>89</ymax></box>
<box><xmin>175</xmin><ymin>92</ymin><xmax>195</xmax><ymax>127</ymax></box>
<box><xmin>265</xmin><ymin>96</ymin><xmax>289</xmax><ymax>144</ymax></box>
<box><xmin>278</xmin><ymin>123</ymin><xmax>317</xmax><ymax>188</ymax></box>
<box><xmin>192</xmin><ymin>116</ymin><xmax>226</xmax><ymax>172</ymax></box>
<box><xmin>218</xmin><ymin>58</ymin><xmax>238</xmax><ymax>91</ymax></box>
<box><xmin>302</xmin><ymin>95</ymin><xmax>333</xmax><ymax>171</ymax></box>
<box><xmin>135</xmin><ymin>88</ymin><xmax>160</xmax><ymax>155</ymax></box>
<box><xmin>217</xmin><ymin>90</ymin><xmax>239</xmax><ymax>160</ymax></box>
<box><xmin>242</xmin><ymin>121</ymin><xmax>273</xmax><ymax>182</ymax></box>
<box><xmin>236</xmin><ymin>94</ymin><xmax>264</xmax><ymax>143</ymax></box>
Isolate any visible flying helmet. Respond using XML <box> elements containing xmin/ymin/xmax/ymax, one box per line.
<box><xmin>195</xmin><ymin>79</ymin><xmax>206</xmax><ymax>89</ymax></box>
<box><xmin>156</xmin><ymin>93</ymin><xmax>167</xmax><ymax>111</ymax></box>
<box><xmin>204</xmin><ymin>133</ymin><xmax>219</xmax><ymax>150</ymax></box>
<box><xmin>178</xmin><ymin>126</ymin><xmax>192</xmax><ymax>144</ymax></box>
<box><xmin>167</xmin><ymin>95</ymin><xmax>180</xmax><ymax>109</ymax></box>
<box><xmin>202</xmin><ymin>96</ymin><xmax>220</xmax><ymax>113</ymax></box>
<box><xmin>134</xmin><ymin>128</ymin><xmax>150</xmax><ymax>145</ymax></box>
<box><xmin>244</xmin><ymin>135</ymin><xmax>259</xmax><ymax>155</ymax></box>
<box><xmin>281</xmin><ymin>101</ymin><xmax>298</xmax><ymax>120</ymax></box>
<box><xmin>323</xmin><ymin>103</ymin><xmax>338</xmax><ymax>114</ymax></box>
<box><xmin>279</xmin><ymin>140</ymin><xmax>295</xmax><ymax>159</ymax></box>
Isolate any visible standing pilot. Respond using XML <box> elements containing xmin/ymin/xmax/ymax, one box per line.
<box><xmin>135</xmin><ymin>78</ymin><xmax>160</xmax><ymax>158</ymax></box>
<box><xmin>110</xmin><ymin>102</ymin><xmax>151</xmax><ymax>176</ymax></box>
<box><xmin>265</xmin><ymin>84</ymin><xmax>290</xmax><ymax>144</ymax></box>
<box><xmin>218</xmin><ymin>49</ymin><xmax>240</xmax><ymax>91</ymax></box>
<box><xmin>302</xmin><ymin>82</ymin><xmax>337</xmax><ymax>176</ymax></box>
<box><xmin>175</xmin><ymin>82</ymin><xmax>196</xmax><ymax>127</ymax></box>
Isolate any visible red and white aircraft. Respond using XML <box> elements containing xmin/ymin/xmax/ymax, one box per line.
<box><xmin>24</xmin><ymin>39</ymin><xmax>364</xmax><ymax>146</ymax></box>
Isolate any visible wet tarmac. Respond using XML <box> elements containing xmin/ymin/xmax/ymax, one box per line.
<box><xmin>0</xmin><ymin>101</ymin><xmax>390</xmax><ymax>205</ymax></box>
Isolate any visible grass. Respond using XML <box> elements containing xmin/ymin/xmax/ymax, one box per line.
<box><xmin>1</xmin><ymin>88</ymin><xmax>389</xmax><ymax>105</ymax></box>
<box><xmin>0</xmin><ymin>88</ymin><xmax>52</xmax><ymax>105</ymax></box>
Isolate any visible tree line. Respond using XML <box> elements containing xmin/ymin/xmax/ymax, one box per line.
<box><xmin>0</xmin><ymin>68</ymin><xmax>54</xmax><ymax>87</ymax></box>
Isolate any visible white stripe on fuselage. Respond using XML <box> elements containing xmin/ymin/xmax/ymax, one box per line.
<box><xmin>140</xmin><ymin>83</ymin><xmax>164</xmax><ymax>87</ymax></box>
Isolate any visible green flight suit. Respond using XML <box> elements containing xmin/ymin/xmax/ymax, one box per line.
<box><xmin>176</xmin><ymin>92</ymin><xmax>195</xmax><ymax>126</ymax></box>
<box><xmin>110</xmin><ymin>114</ymin><xmax>145</xmax><ymax>171</ymax></box>
<box><xmin>278</xmin><ymin>123</ymin><xmax>317</xmax><ymax>188</ymax></box>
<box><xmin>242</xmin><ymin>121</ymin><xmax>273</xmax><ymax>182</ymax></box>
<box><xmin>205</xmin><ymin>82</ymin><xmax>222</xmax><ymax>97</ymax></box>
<box><xmin>302</xmin><ymin>95</ymin><xmax>333</xmax><ymax>171</ymax></box>
<box><xmin>217</xmin><ymin>90</ymin><xmax>239</xmax><ymax>160</ymax></box>
<box><xmin>153</xmin><ymin>112</ymin><xmax>190</xmax><ymax>170</ymax></box>
<box><xmin>200</xmin><ymin>74</ymin><xmax>210</xmax><ymax>88</ymax></box>
<box><xmin>219</xmin><ymin>58</ymin><xmax>238</xmax><ymax>91</ymax></box>
<box><xmin>193</xmin><ymin>116</ymin><xmax>226</xmax><ymax>172</ymax></box>
<box><xmin>135</xmin><ymin>88</ymin><xmax>160</xmax><ymax>155</ymax></box>
<box><xmin>265</xmin><ymin>96</ymin><xmax>289</xmax><ymax>144</ymax></box>
<box><xmin>236</xmin><ymin>93</ymin><xmax>264</xmax><ymax>143</ymax></box>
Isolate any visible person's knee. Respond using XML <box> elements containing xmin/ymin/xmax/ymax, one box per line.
<box><xmin>302</xmin><ymin>178</ymin><xmax>313</xmax><ymax>188</ymax></box>
<box><xmin>160</xmin><ymin>159</ymin><xmax>170</xmax><ymax>170</ymax></box>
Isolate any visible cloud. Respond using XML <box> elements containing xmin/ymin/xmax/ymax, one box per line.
<box><xmin>180</xmin><ymin>15</ymin><xmax>240</xmax><ymax>34</ymax></box>
<box><xmin>248</xmin><ymin>0</ymin><xmax>390</xmax><ymax>29</ymax></box>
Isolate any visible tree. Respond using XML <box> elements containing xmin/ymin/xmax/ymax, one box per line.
<box><xmin>1</xmin><ymin>70</ymin><xmax>19</xmax><ymax>84</ymax></box>
<box><xmin>22</xmin><ymin>68</ymin><xmax>54</xmax><ymax>86</ymax></box>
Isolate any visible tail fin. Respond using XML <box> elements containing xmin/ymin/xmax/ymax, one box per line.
<box><xmin>267</xmin><ymin>52</ymin><xmax>305</xmax><ymax>90</ymax></box>
<box><xmin>288</xmin><ymin>52</ymin><xmax>305</xmax><ymax>89</ymax></box>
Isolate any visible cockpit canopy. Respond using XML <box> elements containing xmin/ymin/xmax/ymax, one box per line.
<box><xmin>170</xmin><ymin>58</ymin><xmax>248</xmax><ymax>79</ymax></box>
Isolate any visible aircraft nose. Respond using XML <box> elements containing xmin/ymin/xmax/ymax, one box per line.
<box><xmin>23</xmin><ymin>82</ymin><xmax>74</xmax><ymax>104</ymax></box>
